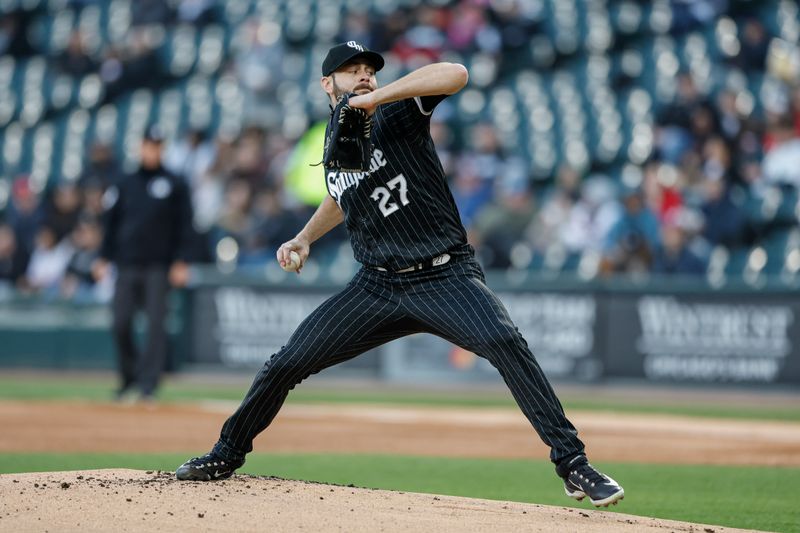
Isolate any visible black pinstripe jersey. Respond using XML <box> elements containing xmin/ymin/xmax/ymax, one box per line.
<box><xmin>324</xmin><ymin>95</ymin><xmax>469</xmax><ymax>270</ymax></box>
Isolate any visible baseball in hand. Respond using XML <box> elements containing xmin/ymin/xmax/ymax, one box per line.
<box><xmin>282</xmin><ymin>251</ymin><xmax>302</xmax><ymax>272</ymax></box>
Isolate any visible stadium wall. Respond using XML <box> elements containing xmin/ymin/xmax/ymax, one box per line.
<box><xmin>1</xmin><ymin>271</ymin><xmax>798</xmax><ymax>386</ymax></box>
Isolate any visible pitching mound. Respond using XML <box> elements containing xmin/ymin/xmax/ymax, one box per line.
<box><xmin>1</xmin><ymin>469</ymin><xmax>756</xmax><ymax>532</ymax></box>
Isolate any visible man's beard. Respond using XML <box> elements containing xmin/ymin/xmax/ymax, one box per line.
<box><xmin>331</xmin><ymin>76</ymin><xmax>347</xmax><ymax>99</ymax></box>
<box><xmin>331</xmin><ymin>75</ymin><xmax>371</xmax><ymax>99</ymax></box>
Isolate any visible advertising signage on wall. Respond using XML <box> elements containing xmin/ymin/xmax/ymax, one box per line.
<box><xmin>382</xmin><ymin>292</ymin><xmax>601</xmax><ymax>383</ymax></box>
<box><xmin>607</xmin><ymin>294</ymin><xmax>800</xmax><ymax>384</ymax></box>
<box><xmin>192</xmin><ymin>287</ymin><xmax>331</xmax><ymax>367</ymax></box>
<box><xmin>191</xmin><ymin>286</ymin><xmax>381</xmax><ymax>374</ymax></box>
<box><xmin>497</xmin><ymin>292</ymin><xmax>601</xmax><ymax>380</ymax></box>
<box><xmin>186</xmin><ymin>279</ymin><xmax>800</xmax><ymax>385</ymax></box>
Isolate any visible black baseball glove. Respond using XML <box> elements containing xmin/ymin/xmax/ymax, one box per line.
<box><xmin>323</xmin><ymin>92</ymin><xmax>373</xmax><ymax>173</ymax></box>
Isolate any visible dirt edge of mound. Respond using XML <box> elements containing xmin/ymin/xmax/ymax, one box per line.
<box><xmin>0</xmin><ymin>469</ymin><xmax>759</xmax><ymax>533</ymax></box>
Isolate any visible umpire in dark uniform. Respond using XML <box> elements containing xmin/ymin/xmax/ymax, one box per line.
<box><xmin>93</xmin><ymin>125</ymin><xmax>193</xmax><ymax>402</ymax></box>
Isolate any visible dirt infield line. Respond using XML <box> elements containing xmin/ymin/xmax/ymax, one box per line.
<box><xmin>2</xmin><ymin>400</ymin><xmax>799</xmax><ymax>466</ymax></box>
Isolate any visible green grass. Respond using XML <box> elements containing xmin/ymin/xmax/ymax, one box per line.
<box><xmin>0</xmin><ymin>374</ymin><xmax>798</xmax><ymax>422</ymax></box>
<box><xmin>1</xmin><ymin>453</ymin><xmax>797</xmax><ymax>532</ymax></box>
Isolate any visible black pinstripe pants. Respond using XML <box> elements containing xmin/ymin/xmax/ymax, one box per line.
<box><xmin>213</xmin><ymin>258</ymin><xmax>585</xmax><ymax>464</ymax></box>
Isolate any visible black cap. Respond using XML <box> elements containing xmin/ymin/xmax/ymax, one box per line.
<box><xmin>143</xmin><ymin>124</ymin><xmax>165</xmax><ymax>143</ymax></box>
<box><xmin>322</xmin><ymin>41</ymin><xmax>384</xmax><ymax>76</ymax></box>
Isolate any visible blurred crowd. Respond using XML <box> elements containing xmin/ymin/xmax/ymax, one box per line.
<box><xmin>2</xmin><ymin>0</ymin><xmax>800</xmax><ymax>301</ymax></box>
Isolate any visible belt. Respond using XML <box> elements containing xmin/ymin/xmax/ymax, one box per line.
<box><xmin>374</xmin><ymin>253</ymin><xmax>451</xmax><ymax>273</ymax></box>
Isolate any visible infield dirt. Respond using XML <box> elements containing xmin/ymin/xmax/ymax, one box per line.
<box><xmin>2</xmin><ymin>400</ymin><xmax>798</xmax><ymax>466</ymax></box>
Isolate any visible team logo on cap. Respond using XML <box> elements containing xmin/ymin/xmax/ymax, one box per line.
<box><xmin>346</xmin><ymin>41</ymin><xmax>364</xmax><ymax>52</ymax></box>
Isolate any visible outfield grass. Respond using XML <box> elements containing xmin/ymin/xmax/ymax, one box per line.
<box><xmin>0</xmin><ymin>375</ymin><xmax>798</xmax><ymax>422</ymax></box>
<box><xmin>1</xmin><ymin>453</ymin><xmax>796</xmax><ymax>532</ymax></box>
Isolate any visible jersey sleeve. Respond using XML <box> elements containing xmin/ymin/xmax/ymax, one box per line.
<box><xmin>379</xmin><ymin>95</ymin><xmax>448</xmax><ymax>140</ymax></box>
<box><xmin>415</xmin><ymin>95</ymin><xmax>448</xmax><ymax>115</ymax></box>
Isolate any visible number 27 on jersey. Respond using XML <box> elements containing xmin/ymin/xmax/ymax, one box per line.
<box><xmin>370</xmin><ymin>174</ymin><xmax>410</xmax><ymax>217</ymax></box>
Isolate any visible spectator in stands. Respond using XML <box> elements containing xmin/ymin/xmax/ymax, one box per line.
<box><xmin>337</xmin><ymin>12</ymin><xmax>376</xmax><ymax>50</ymax></box>
<box><xmin>61</xmin><ymin>216</ymin><xmax>106</xmax><ymax>302</ymax></box>
<box><xmin>699</xmin><ymin>136</ymin><xmax>739</xmax><ymax>190</ymax></box>
<box><xmin>392</xmin><ymin>4</ymin><xmax>447</xmax><ymax>65</ymax></box>
<box><xmin>454</xmin><ymin>122</ymin><xmax>517</xmax><ymax>228</ymax></box>
<box><xmin>0</xmin><ymin>16</ymin><xmax>14</xmax><ymax>56</ymax></box>
<box><xmin>6</xmin><ymin>176</ymin><xmax>43</xmax><ymax>260</ymax></box>
<box><xmin>22</xmin><ymin>225</ymin><xmax>75</xmax><ymax>296</ymax></box>
<box><xmin>163</xmin><ymin>129</ymin><xmax>216</xmax><ymax>186</ymax></box>
<box><xmin>370</xmin><ymin>8</ymin><xmax>411</xmax><ymax>53</ymax></box>
<box><xmin>688</xmin><ymin>103</ymin><xmax>721</xmax><ymax>159</ymax></box>
<box><xmin>56</xmin><ymin>31</ymin><xmax>96</xmax><ymax>78</ymax></box>
<box><xmin>700</xmin><ymin>175</ymin><xmax>746</xmax><ymax>247</ymax></box>
<box><xmin>600</xmin><ymin>187</ymin><xmax>660</xmax><ymax>276</ymax></box>
<box><xmin>489</xmin><ymin>0</ymin><xmax>541</xmax><ymax>66</ymax></box>
<box><xmin>642</xmin><ymin>162</ymin><xmax>683</xmax><ymax>223</ymax></box>
<box><xmin>658</xmin><ymin>73</ymin><xmax>706</xmax><ymax>128</ymax></box>
<box><xmin>762</xmin><ymin>114</ymin><xmax>800</xmax><ymax>187</ymax></box>
<box><xmin>715</xmin><ymin>90</ymin><xmax>745</xmax><ymax>146</ymax></box>
<box><xmin>99</xmin><ymin>31</ymin><xmax>162</xmax><ymax>103</ymax></box>
<box><xmin>0</xmin><ymin>8</ymin><xmax>34</xmax><ymax>57</ymax></box>
<box><xmin>471</xmin><ymin>175</ymin><xmax>537</xmax><ymax>269</ymax></box>
<box><xmin>93</xmin><ymin>125</ymin><xmax>194</xmax><ymax>402</ymax></box>
<box><xmin>651</xmin><ymin>209</ymin><xmax>707</xmax><ymax>276</ymax></box>
<box><xmin>164</xmin><ymin>131</ymin><xmax>218</xmax><ymax>264</ymax></box>
<box><xmin>262</xmin><ymin>132</ymin><xmax>294</xmax><ymax>189</ymax></box>
<box><xmin>123</xmin><ymin>29</ymin><xmax>163</xmax><ymax>90</ymax></box>
<box><xmin>655</xmin><ymin>73</ymin><xmax>710</xmax><ymax>164</ymax></box>
<box><xmin>187</xmin><ymin>138</ymin><xmax>233</xmax><ymax>234</ymax></box>
<box><xmin>176</xmin><ymin>0</ymin><xmax>217</xmax><ymax>26</ymax></box>
<box><xmin>451</xmin><ymin>154</ymin><xmax>494</xmax><ymax>230</ymax></box>
<box><xmin>212</xmin><ymin>178</ymin><xmax>256</xmax><ymax>252</ymax></box>
<box><xmin>791</xmin><ymin>85</ymin><xmax>800</xmax><ymax>136</ymax></box>
<box><xmin>131</xmin><ymin>0</ymin><xmax>174</xmax><ymax>26</ymax></box>
<box><xmin>243</xmin><ymin>187</ymin><xmax>304</xmax><ymax>264</ymax></box>
<box><xmin>44</xmin><ymin>182</ymin><xmax>82</xmax><ymax>243</ymax></box>
<box><xmin>81</xmin><ymin>142</ymin><xmax>123</xmax><ymax>187</ymax></box>
<box><xmin>430</xmin><ymin>119</ymin><xmax>456</xmax><ymax>178</ymax></box>
<box><xmin>446</xmin><ymin>1</ymin><xmax>501</xmax><ymax>55</ymax></box>
<box><xmin>529</xmin><ymin>164</ymin><xmax>581</xmax><ymax>252</ymax></box>
<box><xmin>0</xmin><ymin>223</ymin><xmax>27</xmax><ymax>286</ymax></box>
<box><xmin>734</xmin><ymin>18</ymin><xmax>769</xmax><ymax>72</ymax></box>
<box><xmin>559</xmin><ymin>175</ymin><xmax>621</xmax><ymax>254</ymax></box>
<box><xmin>234</xmin><ymin>18</ymin><xmax>285</xmax><ymax>98</ymax></box>
<box><xmin>469</xmin><ymin>122</ymin><xmax>507</xmax><ymax>182</ymax></box>
<box><xmin>669</xmin><ymin>0</ymin><xmax>727</xmax><ymax>33</ymax></box>
<box><xmin>80</xmin><ymin>177</ymin><xmax>107</xmax><ymax>220</ymax></box>
<box><xmin>231</xmin><ymin>126</ymin><xmax>270</xmax><ymax>189</ymax></box>
<box><xmin>98</xmin><ymin>47</ymin><xmax>125</xmax><ymax>102</ymax></box>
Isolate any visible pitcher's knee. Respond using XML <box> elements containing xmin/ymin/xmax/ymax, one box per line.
<box><xmin>257</xmin><ymin>348</ymin><xmax>319</xmax><ymax>386</ymax></box>
<box><xmin>481</xmin><ymin>327</ymin><xmax>523</xmax><ymax>350</ymax></box>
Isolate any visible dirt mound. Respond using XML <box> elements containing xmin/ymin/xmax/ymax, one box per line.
<box><xmin>0</xmin><ymin>469</ymin><xmax>759</xmax><ymax>532</ymax></box>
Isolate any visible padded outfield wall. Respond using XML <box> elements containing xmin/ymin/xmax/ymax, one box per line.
<box><xmin>1</xmin><ymin>269</ymin><xmax>799</xmax><ymax>386</ymax></box>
